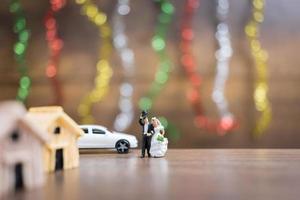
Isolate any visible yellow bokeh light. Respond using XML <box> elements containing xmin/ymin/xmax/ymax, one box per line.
<box><xmin>75</xmin><ymin>0</ymin><xmax>87</xmax><ymax>5</ymax></box>
<box><xmin>86</xmin><ymin>5</ymin><xmax>98</xmax><ymax>18</ymax></box>
<box><xmin>75</xmin><ymin>0</ymin><xmax>113</xmax><ymax>123</ymax></box>
<box><xmin>253</xmin><ymin>0</ymin><xmax>264</xmax><ymax>10</ymax></box>
<box><xmin>246</xmin><ymin>0</ymin><xmax>271</xmax><ymax>136</ymax></box>
<box><xmin>254</xmin><ymin>11</ymin><xmax>264</xmax><ymax>22</ymax></box>
<box><xmin>94</xmin><ymin>13</ymin><xmax>107</xmax><ymax>26</ymax></box>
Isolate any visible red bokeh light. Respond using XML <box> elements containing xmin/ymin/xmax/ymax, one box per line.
<box><xmin>44</xmin><ymin>0</ymin><xmax>65</xmax><ymax>105</ymax></box>
<box><xmin>187</xmin><ymin>0</ymin><xmax>200</xmax><ymax>9</ymax></box>
<box><xmin>52</xmin><ymin>39</ymin><xmax>63</xmax><ymax>51</ymax></box>
<box><xmin>46</xmin><ymin>65</ymin><xmax>57</xmax><ymax>78</ymax></box>
<box><xmin>180</xmin><ymin>0</ymin><xmax>238</xmax><ymax>134</ymax></box>
<box><xmin>187</xmin><ymin>89</ymin><xmax>199</xmax><ymax>102</ymax></box>
<box><xmin>45</xmin><ymin>18</ymin><xmax>56</xmax><ymax>30</ymax></box>
<box><xmin>182</xmin><ymin>28</ymin><xmax>194</xmax><ymax>40</ymax></box>
<box><xmin>190</xmin><ymin>74</ymin><xmax>201</xmax><ymax>86</ymax></box>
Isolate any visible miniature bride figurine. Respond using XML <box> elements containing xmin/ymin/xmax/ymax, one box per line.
<box><xmin>149</xmin><ymin>117</ymin><xmax>168</xmax><ymax>158</ymax></box>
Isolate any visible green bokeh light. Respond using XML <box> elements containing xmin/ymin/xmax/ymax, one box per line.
<box><xmin>14</xmin><ymin>19</ymin><xmax>26</xmax><ymax>32</ymax></box>
<box><xmin>152</xmin><ymin>36</ymin><xmax>165</xmax><ymax>51</ymax></box>
<box><xmin>19</xmin><ymin>30</ymin><xmax>29</xmax><ymax>42</ymax></box>
<box><xmin>155</xmin><ymin>26</ymin><xmax>167</xmax><ymax>36</ymax></box>
<box><xmin>138</xmin><ymin>0</ymin><xmax>179</xmax><ymax>137</ymax></box>
<box><xmin>161</xmin><ymin>2</ymin><xmax>174</xmax><ymax>14</ymax></box>
<box><xmin>20</xmin><ymin>76</ymin><xmax>31</xmax><ymax>89</ymax></box>
<box><xmin>167</xmin><ymin>123</ymin><xmax>181</xmax><ymax>142</ymax></box>
<box><xmin>139</xmin><ymin>97</ymin><xmax>152</xmax><ymax>110</ymax></box>
<box><xmin>148</xmin><ymin>84</ymin><xmax>161</xmax><ymax>98</ymax></box>
<box><xmin>11</xmin><ymin>0</ymin><xmax>31</xmax><ymax>103</ymax></box>
<box><xmin>159</xmin><ymin>61</ymin><xmax>171</xmax><ymax>72</ymax></box>
<box><xmin>17</xmin><ymin>88</ymin><xmax>28</xmax><ymax>99</ymax></box>
<box><xmin>9</xmin><ymin>2</ymin><xmax>20</xmax><ymax>13</ymax></box>
<box><xmin>155</xmin><ymin>71</ymin><xmax>168</xmax><ymax>84</ymax></box>
<box><xmin>159</xmin><ymin>116</ymin><xmax>181</xmax><ymax>142</ymax></box>
<box><xmin>14</xmin><ymin>42</ymin><xmax>25</xmax><ymax>55</ymax></box>
<box><xmin>159</xmin><ymin>13</ymin><xmax>171</xmax><ymax>23</ymax></box>
<box><xmin>140</xmin><ymin>0</ymin><xmax>173</xmax><ymax>102</ymax></box>
<box><xmin>158</xmin><ymin>117</ymin><xmax>169</xmax><ymax>128</ymax></box>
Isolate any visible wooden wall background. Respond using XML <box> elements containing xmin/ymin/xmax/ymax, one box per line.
<box><xmin>0</xmin><ymin>0</ymin><xmax>300</xmax><ymax>148</ymax></box>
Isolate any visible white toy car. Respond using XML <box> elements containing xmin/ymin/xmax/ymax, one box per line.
<box><xmin>77</xmin><ymin>125</ymin><xmax>138</xmax><ymax>153</ymax></box>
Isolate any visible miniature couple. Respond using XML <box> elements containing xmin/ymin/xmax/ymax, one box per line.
<box><xmin>138</xmin><ymin>110</ymin><xmax>168</xmax><ymax>158</ymax></box>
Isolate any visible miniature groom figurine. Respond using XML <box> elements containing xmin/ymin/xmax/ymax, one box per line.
<box><xmin>139</xmin><ymin>110</ymin><xmax>154</xmax><ymax>158</ymax></box>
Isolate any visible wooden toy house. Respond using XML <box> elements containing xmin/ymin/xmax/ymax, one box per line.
<box><xmin>26</xmin><ymin>106</ymin><xmax>84</xmax><ymax>172</ymax></box>
<box><xmin>0</xmin><ymin>101</ymin><xmax>48</xmax><ymax>195</ymax></box>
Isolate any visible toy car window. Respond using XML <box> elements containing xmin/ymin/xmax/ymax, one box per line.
<box><xmin>82</xmin><ymin>128</ymin><xmax>89</xmax><ymax>134</ymax></box>
<box><xmin>92</xmin><ymin>129</ymin><xmax>105</xmax><ymax>134</ymax></box>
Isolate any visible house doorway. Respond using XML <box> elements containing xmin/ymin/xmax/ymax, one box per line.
<box><xmin>55</xmin><ymin>149</ymin><xmax>64</xmax><ymax>171</ymax></box>
<box><xmin>14</xmin><ymin>163</ymin><xmax>24</xmax><ymax>190</ymax></box>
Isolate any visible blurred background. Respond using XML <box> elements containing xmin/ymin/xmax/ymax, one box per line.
<box><xmin>0</xmin><ymin>0</ymin><xmax>300</xmax><ymax>148</ymax></box>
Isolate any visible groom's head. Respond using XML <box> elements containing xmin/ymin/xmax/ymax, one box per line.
<box><xmin>141</xmin><ymin>110</ymin><xmax>148</xmax><ymax>118</ymax></box>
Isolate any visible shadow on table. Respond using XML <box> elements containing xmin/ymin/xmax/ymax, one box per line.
<box><xmin>79</xmin><ymin>149</ymin><xmax>120</xmax><ymax>154</ymax></box>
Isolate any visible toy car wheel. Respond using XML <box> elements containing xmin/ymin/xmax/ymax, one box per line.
<box><xmin>116</xmin><ymin>140</ymin><xmax>130</xmax><ymax>154</ymax></box>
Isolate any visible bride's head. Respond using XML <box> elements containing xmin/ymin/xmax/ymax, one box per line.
<box><xmin>151</xmin><ymin>117</ymin><xmax>161</xmax><ymax>127</ymax></box>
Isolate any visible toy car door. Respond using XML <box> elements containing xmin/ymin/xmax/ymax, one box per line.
<box><xmin>91</xmin><ymin>128</ymin><xmax>110</xmax><ymax>148</ymax></box>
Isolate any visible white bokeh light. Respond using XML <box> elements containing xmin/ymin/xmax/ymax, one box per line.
<box><xmin>113</xmin><ymin>0</ymin><xmax>135</xmax><ymax>131</ymax></box>
<box><xmin>212</xmin><ymin>0</ymin><xmax>234</xmax><ymax>120</ymax></box>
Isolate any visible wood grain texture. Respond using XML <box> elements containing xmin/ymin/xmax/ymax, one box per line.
<box><xmin>0</xmin><ymin>1</ymin><xmax>300</xmax><ymax>147</ymax></box>
<box><xmin>5</xmin><ymin>149</ymin><xmax>300</xmax><ymax>200</ymax></box>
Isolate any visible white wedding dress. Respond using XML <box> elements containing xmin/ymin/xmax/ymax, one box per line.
<box><xmin>150</xmin><ymin>125</ymin><xmax>168</xmax><ymax>158</ymax></box>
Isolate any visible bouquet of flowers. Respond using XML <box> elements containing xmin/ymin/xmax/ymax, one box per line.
<box><xmin>156</xmin><ymin>134</ymin><xmax>164</xmax><ymax>142</ymax></box>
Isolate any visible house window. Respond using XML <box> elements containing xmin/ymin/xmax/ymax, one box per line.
<box><xmin>54</xmin><ymin>127</ymin><xmax>61</xmax><ymax>134</ymax></box>
<box><xmin>11</xmin><ymin>130</ymin><xmax>20</xmax><ymax>142</ymax></box>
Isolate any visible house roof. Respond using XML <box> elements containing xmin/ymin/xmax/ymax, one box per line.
<box><xmin>0</xmin><ymin>101</ymin><xmax>48</xmax><ymax>143</ymax></box>
<box><xmin>26</xmin><ymin>106</ymin><xmax>84</xmax><ymax>138</ymax></box>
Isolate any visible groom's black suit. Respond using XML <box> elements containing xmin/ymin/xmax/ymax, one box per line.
<box><xmin>139</xmin><ymin>117</ymin><xmax>154</xmax><ymax>157</ymax></box>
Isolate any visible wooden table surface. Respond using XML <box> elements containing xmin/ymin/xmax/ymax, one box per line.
<box><xmin>7</xmin><ymin>149</ymin><xmax>300</xmax><ymax>200</ymax></box>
